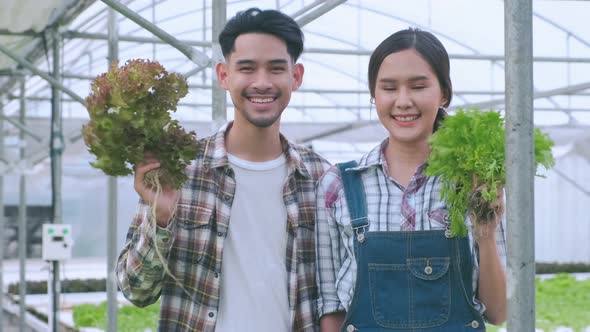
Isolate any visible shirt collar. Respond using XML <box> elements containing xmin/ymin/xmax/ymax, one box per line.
<box><xmin>349</xmin><ymin>137</ymin><xmax>428</xmax><ymax>179</ymax></box>
<box><xmin>202</xmin><ymin>121</ymin><xmax>312</xmax><ymax>178</ymax></box>
<box><xmin>346</xmin><ymin>138</ymin><xmax>388</xmax><ymax>172</ymax></box>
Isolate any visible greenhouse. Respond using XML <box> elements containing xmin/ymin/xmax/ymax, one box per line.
<box><xmin>1</xmin><ymin>0</ymin><xmax>589</xmax><ymax>331</ymax></box>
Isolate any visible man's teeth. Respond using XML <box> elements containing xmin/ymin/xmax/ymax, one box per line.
<box><xmin>394</xmin><ymin>115</ymin><xmax>419</xmax><ymax>121</ymax></box>
<box><xmin>250</xmin><ymin>97</ymin><xmax>274</xmax><ymax>103</ymax></box>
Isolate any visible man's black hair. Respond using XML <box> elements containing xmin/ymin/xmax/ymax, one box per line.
<box><xmin>219</xmin><ymin>8</ymin><xmax>304</xmax><ymax>62</ymax></box>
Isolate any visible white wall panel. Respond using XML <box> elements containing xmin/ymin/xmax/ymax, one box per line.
<box><xmin>535</xmin><ymin>153</ymin><xmax>590</xmax><ymax>263</ymax></box>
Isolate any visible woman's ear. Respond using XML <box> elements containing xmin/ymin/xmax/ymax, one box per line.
<box><xmin>441</xmin><ymin>89</ymin><xmax>451</xmax><ymax>107</ymax></box>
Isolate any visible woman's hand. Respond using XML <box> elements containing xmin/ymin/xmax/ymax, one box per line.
<box><xmin>469</xmin><ymin>174</ymin><xmax>504</xmax><ymax>241</ymax></box>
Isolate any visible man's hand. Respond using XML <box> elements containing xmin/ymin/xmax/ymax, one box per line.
<box><xmin>134</xmin><ymin>154</ymin><xmax>179</xmax><ymax>227</ymax></box>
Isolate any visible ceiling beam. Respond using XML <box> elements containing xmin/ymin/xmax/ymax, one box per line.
<box><xmin>295</xmin><ymin>0</ymin><xmax>348</xmax><ymax>27</ymax></box>
<box><xmin>100</xmin><ymin>0</ymin><xmax>210</xmax><ymax>68</ymax></box>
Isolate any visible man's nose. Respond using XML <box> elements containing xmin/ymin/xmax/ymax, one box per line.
<box><xmin>251</xmin><ymin>71</ymin><xmax>273</xmax><ymax>92</ymax></box>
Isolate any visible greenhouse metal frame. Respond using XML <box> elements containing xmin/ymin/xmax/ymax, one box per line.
<box><xmin>1</xmin><ymin>1</ymin><xmax>589</xmax><ymax>331</ymax></box>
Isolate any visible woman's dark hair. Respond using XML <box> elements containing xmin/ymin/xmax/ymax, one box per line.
<box><xmin>368</xmin><ymin>28</ymin><xmax>452</xmax><ymax>131</ymax></box>
<box><xmin>219</xmin><ymin>8</ymin><xmax>304</xmax><ymax>62</ymax></box>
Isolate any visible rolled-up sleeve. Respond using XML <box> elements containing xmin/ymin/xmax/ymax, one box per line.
<box><xmin>315</xmin><ymin>170</ymin><xmax>346</xmax><ymax>317</ymax></box>
<box><xmin>116</xmin><ymin>201</ymin><xmax>175</xmax><ymax>307</ymax></box>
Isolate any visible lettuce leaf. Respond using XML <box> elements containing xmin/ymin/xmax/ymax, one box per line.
<box><xmin>82</xmin><ymin>59</ymin><xmax>198</xmax><ymax>189</ymax></box>
<box><xmin>425</xmin><ymin>108</ymin><xmax>555</xmax><ymax>237</ymax></box>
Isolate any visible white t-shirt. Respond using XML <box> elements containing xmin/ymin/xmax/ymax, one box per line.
<box><xmin>214</xmin><ymin>153</ymin><xmax>290</xmax><ymax>332</ymax></box>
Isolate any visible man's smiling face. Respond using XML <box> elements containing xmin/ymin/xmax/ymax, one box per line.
<box><xmin>217</xmin><ymin>32</ymin><xmax>303</xmax><ymax>129</ymax></box>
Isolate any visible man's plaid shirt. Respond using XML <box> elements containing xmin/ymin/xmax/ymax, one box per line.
<box><xmin>117</xmin><ymin>123</ymin><xmax>330</xmax><ymax>331</ymax></box>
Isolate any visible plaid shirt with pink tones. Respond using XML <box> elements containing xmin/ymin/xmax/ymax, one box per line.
<box><xmin>117</xmin><ymin>123</ymin><xmax>330</xmax><ymax>332</ymax></box>
<box><xmin>315</xmin><ymin>139</ymin><xmax>506</xmax><ymax>318</ymax></box>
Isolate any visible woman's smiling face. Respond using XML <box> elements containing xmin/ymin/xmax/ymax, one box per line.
<box><xmin>374</xmin><ymin>49</ymin><xmax>447</xmax><ymax>145</ymax></box>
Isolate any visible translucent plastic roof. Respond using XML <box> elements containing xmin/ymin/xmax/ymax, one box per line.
<box><xmin>1</xmin><ymin>0</ymin><xmax>590</xmax><ymax>169</ymax></box>
<box><xmin>1</xmin><ymin>1</ymin><xmax>589</xmax><ymax>260</ymax></box>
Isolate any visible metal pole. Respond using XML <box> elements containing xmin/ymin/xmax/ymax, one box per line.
<box><xmin>100</xmin><ymin>0</ymin><xmax>210</xmax><ymax>68</ymax></box>
<box><xmin>0</xmin><ymin>114</ymin><xmax>42</xmax><ymax>142</ymax></box>
<box><xmin>49</xmin><ymin>27</ymin><xmax>65</xmax><ymax>332</ymax></box>
<box><xmin>201</xmin><ymin>0</ymin><xmax>207</xmax><ymax>85</ymax></box>
<box><xmin>295</xmin><ymin>0</ymin><xmax>347</xmax><ymax>27</ymax></box>
<box><xmin>0</xmin><ymin>43</ymin><xmax>86</xmax><ymax>105</ymax></box>
<box><xmin>107</xmin><ymin>7</ymin><xmax>119</xmax><ymax>332</ymax></box>
<box><xmin>455</xmin><ymin>81</ymin><xmax>590</xmax><ymax>110</ymax></box>
<box><xmin>62</xmin><ymin>30</ymin><xmax>212</xmax><ymax>47</ymax></box>
<box><xmin>151</xmin><ymin>0</ymin><xmax>156</xmax><ymax>59</ymax></box>
<box><xmin>211</xmin><ymin>0</ymin><xmax>227</xmax><ymax>131</ymax></box>
<box><xmin>290</xmin><ymin>0</ymin><xmax>324</xmax><ymax>18</ymax></box>
<box><xmin>307</xmin><ymin>47</ymin><xmax>590</xmax><ymax>63</ymax></box>
<box><xmin>0</xmin><ymin>99</ymin><xmax>5</xmax><ymax>332</ymax></box>
<box><xmin>18</xmin><ymin>78</ymin><xmax>27</xmax><ymax>332</ymax></box>
<box><xmin>505</xmin><ymin>1</ymin><xmax>535</xmax><ymax>331</ymax></box>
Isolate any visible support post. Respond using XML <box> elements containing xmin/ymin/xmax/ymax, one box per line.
<box><xmin>211</xmin><ymin>0</ymin><xmax>227</xmax><ymax>131</ymax></box>
<box><xmin>107</xmin><ymin>7</ymin><xmax>119</xmax><ymax>332</ymax></box>
<box><xmin>505</xmin><ymin>1</ymin><xmax>535</xmax><ymax>331</ymax></box>
<box><xmin>18</xmin><ymin>78</ymin><xmax>27</xmax><ymax>332</ymax></box>
<box><xmin>49</xmin><ymin>27</ymin><xmax>64</xmax><ymax>332</ymax></box>
<box><xmin>0</xmin><ymin>99</ymin><xmax>5</xmax><ymax>332</ymax></box>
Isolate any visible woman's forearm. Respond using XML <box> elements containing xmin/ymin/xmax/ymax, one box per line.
<box><xmin>477</xmin><ymin>236</ymin><xmax>507</xmax><ymax>324</ymax></box>
<box><xmin>320</xmin><ymin>312</ymin><xmax>345</xmax><ymax>332</ymax></box>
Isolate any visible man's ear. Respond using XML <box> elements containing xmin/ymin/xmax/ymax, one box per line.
<box><xmin>292</xmin><ymin>63</ymin><xmax>304</xmax><ymax>91</ymax></box>
<box><xmin>216</xmin><ymin>62</ymin><xmax>229</xmax><ymax>90</ymax></box>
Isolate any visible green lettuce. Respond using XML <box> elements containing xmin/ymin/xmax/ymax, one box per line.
<box><xmin>82</xmin><ymin>59</ymin><xmax>198</xmax><ymax>189</ymax></box>
<box><xmin>425</xmin><ymin>108</ymin><xmax>555</xmax><ymax>237</ymax></box>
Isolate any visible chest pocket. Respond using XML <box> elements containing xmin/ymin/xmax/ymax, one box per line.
<box><xmin>368</xmin><ymin>256</ymin><xmax>451</xmax><ymax>328</ymax></box>
<box><xmin>175</xmin><ymin>204</ymin><xmax>213</xmax><ymax>229</ymax></box>
<box><xmin>170</xmin><ymin>204</ymin><xmax>215</xmax><ymax>281</ymax></box>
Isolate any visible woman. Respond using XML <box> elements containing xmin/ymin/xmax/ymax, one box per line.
<box><xmin>315</xmin><ymin>28</ymin><xmax>506</xmax><ymax>331</ymax></box>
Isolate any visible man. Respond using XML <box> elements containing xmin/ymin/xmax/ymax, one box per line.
<box><xmin>116</xmin><ymin>8</ymin><xmax>330</xmax><ymax>332</ymax></box>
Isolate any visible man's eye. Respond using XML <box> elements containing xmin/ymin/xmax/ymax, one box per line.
<box><xmin>271</xmin><ymin>67</ymin><xmax>286</xmax><ymax>72</ymax></box>
<box><xmin>239</xmin><ymin>67</ymin><xmax>254</xmax><ymax>72</ymax></box>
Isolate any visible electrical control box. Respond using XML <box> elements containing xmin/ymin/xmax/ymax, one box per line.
<box><xmin>42</xmin><ymin>224</ymin><xmax>73</xmax><ymax>261</ymax></box>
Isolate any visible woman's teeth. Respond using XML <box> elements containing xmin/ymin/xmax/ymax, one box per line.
<box><xmin>393</xmin><ymin>114</ymin><xmax>419</xmax><ymax>121</ymax></box>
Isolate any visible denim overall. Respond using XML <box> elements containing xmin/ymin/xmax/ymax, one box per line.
<box><xmin>337</xmin><ymin>161</ymin><xmax>486</xmax><ymax>332</ymax></box>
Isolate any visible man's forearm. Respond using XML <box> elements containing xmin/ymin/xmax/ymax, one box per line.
<box><xmin>116</xmin><ymin>217</ymin><xmax>173</xmax><ymax>306</ymax></box>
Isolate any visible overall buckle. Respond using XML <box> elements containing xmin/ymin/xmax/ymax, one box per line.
<box><xmin>352</xmin><ymin>223</ymin><xmax>368</xmax><ymax>243</ymax></box>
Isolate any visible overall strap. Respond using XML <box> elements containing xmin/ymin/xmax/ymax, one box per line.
<box><xmin>337</xmin><ymin>161</ymin><xmax>369</xmax><ymax>242</ymax></box>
